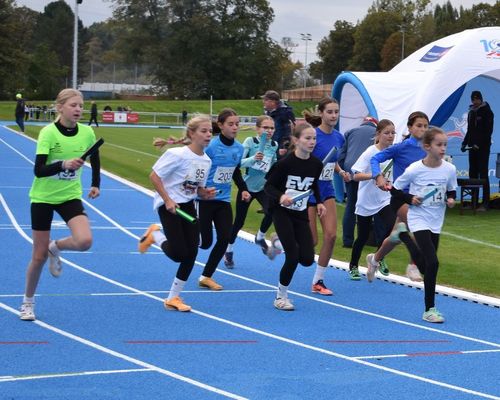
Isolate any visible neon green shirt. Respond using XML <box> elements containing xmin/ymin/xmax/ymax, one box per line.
<box><xmin>29</xmin><ymin>122</ymin><xmax>96</xmax><ymax>204</ymax></box>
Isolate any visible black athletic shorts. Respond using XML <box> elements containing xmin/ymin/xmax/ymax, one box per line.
<box><xmin>390</xmin><ymin>195</ymin><xmax>407</xmax><ymax>214</ymax></box>
<box><xmin>31</xmin><ymin>199</ymin><xmax>87</xmax><ymax>231</ymax></box>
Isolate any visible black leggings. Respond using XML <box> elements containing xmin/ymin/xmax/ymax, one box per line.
<box><xmin>412</xmin><ymin>230</ymin><xmax>440</xmax><ymax>311</ymax></box>
<box><xmin>157</xmin><ymin>201</ymin><xmax>199</xmax><ymax>281</ymax></box>
<box><xmin>350</xmin><ymin>205</ymin><xmax>395</xmax><ymax>268</ymax></box>
<box><xmin>272</xmin><ymin>206</ymin><xmax>315</xmax><ymax>286</ymax></box>
<box><xmin>229</xmin><ymin>189</ymin><xmax>273</xmax><ymax>244</ymax></box>
<box><xmin>198</xmin><ymin>200</ymin><xmax>233</xmax><ymax>277</ymax></box>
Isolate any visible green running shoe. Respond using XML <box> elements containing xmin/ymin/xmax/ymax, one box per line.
<box><xmin>349</xmin><ymin>266</ymin><xmax>361</xmax><ymax>281</ymax></box>
<box><xmin>379</xmin><ymin>259</ymin><xmax>390</xmax><ymax>276</ymax></box>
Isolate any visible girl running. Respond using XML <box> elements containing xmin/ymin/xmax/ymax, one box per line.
<box><xmin>224</xmin><ymin>116</ymin><xmax>278</xmax><ymax>268</ymax></box>
<box><xmin>367</xmin><ymin>111</ymin><xmax>429</xmax><ymax>282</ymax></box>
<box><xmin>197</xmin><ymin>108</ymin><xmax>250</xmax><ymax>290</ymax></box>
<box><xmin>348</xmin><ymin>119</ymin><xmax>396</xmax><ymax>280</ymax></box>
<box><xmin>139</xmin><ymin>115</ymin><xmax>214</xmax><ymax>312</ymax></box>
<box><xmin>388</xmin><ymin>127</ymin><xmax>457</xmax><ymax>323</ymax></box>
<box><xmin>303</xmin><ymin>97</ymin><xmax>347</xmax><ymax>296</ymax></box>
<box><xmin>20</xmin><ymin>88</ymin><xmax>101</xmax><ymax>321</ymax></box>
<box><xmin>264</xmin><ymin>123</ymin><xmax>326</xmax><ymax>310</ymax></box>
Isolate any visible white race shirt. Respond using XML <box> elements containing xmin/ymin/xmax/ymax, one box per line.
<box><xmin>152</xmin><ymin>146</ymin><xmax>211</xmax><ymax>209</ymax></box>
<box><xmin>394</xmin><ymin>160</ymin><xmax>457</xmax><ymax>234</ymax></box>
<box><xmin>352</xmin><ymin>145</ymin><xmax>391</xmax><ymax>216</ymax></box>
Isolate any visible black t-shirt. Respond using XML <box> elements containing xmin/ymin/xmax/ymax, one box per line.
<box><xmin>264</xmin><ymin>152</ymin><xmax>323</xmax><ymax>218</ymax></box>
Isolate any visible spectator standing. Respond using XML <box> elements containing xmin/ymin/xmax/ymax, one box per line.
<box><xmin>88</xmin><ymin>101</ymin><xmax>99</xmax><ymax>127</ymax></box>
<box><xmin>461</xmin><ymin>90</ymin><xmax>494</xmax><ymax>210</ymax></box>
<box><xmin>337</xmin><ymin>116</ymin><xmax>378</xmax><ymax>247</ymax></box>
<box><xmin>15</xmin><ymin>93</ymin><xmax>25</xmax><ymax>133</ymax></box>
<box><xmin>263</xmin><ymin>90</ymin><xmax>296</xmax><ymax>158</ymax></box>
<box><xmin>182</xmin><ymin>110</ymin><xmax>188</xmax><ymax>125</ymax></box>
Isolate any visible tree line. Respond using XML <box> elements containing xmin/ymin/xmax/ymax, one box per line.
<box><xmin>0</xmin><ymin>0</ymin><xmax>498</xmax><ymax>100</ymax></box>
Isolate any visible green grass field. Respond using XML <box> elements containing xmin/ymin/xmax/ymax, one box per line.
<box><xmin>10</xmin><ymin>123</ymin><xmax>500</xmax><ymax>299</ymax></box>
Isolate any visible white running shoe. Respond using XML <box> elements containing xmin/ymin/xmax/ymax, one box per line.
<box><xmin>20</xmin><ymin>303</ymin><xmax>35</xmax><ymax>321</ymax></box>
<box><xmin>406</xmin><ymin>263</ymin><xmax>423</xmax><ymax>282</ymax></box>
<box><xmin>273</xmin><ymin>297</ymin><xmax>294</xmax><ymax>311</ymax></box>
<box><xmin>366</xmin><ymin>253</ymin><xmax>379</xmax><ymax>283</ymax></box>
<box><xmin>267</xmin><ymin>233</ymin><xmax>283</xmax><ymax>260</ymax></box>
<box><xmin>48</xmin><ymin>240</ymin><xmax>62</xmax><ymax>277</ymax></box>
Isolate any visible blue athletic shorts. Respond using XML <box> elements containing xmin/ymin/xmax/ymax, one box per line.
<box><xmin>308</xmin><ymin>181</ymin><xmax>335</xmax><ymax>205</ymax></box>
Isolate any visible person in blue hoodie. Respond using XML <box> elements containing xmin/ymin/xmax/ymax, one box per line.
<box><xmin>461</xmin><ymin>90</ymin><xmax>494</xmax><ymax>210</ymax></box>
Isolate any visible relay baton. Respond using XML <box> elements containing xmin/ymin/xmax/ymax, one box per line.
<box><xmin>322</xmin><ymin>146</ymin><xmax>337</xmax><ymax>165</ymax></box>
<box><xmin>175</xmin><ymin>208</ymin><xmax>197</xmax><ymax>224</ymax></box>
<box><xmin>258</xmin><ymin>132</ymin><xmax>267</xmax><ymax>153</ymax></box>
<box><xmin>291</xmin><ymin>189</ymin><xmax>312</xmax><ymax>204</ymax></box>
<box><xmin>421</xmin><ymin>188</ymin><xmax>438</xmax><ymax>201</ymax></box>
<box><xmin>81</xmin><ymin>138</ymin><xmax>104</xmax><ymax>161</ymax></box>
<box><xmin>382</xmin><ymin>159</ymin><xmax>393</xmax><ymax>177</ymax></box>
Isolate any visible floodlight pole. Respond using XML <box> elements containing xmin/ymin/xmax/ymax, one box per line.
<box><xmin>72</xmin><ymin>0</ymin><xmax>79</xmax><ymax>89</ymax></box>
<box><xmin>300</xmin><ymin>33</ymin><xmax>312</xmax><ymax>100</ymax></box>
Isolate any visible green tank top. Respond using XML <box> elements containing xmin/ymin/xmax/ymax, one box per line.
<box><xmin>29</xmin><ymin>122</ymin><xmax>96</xmax><ymax>204</ymax></box>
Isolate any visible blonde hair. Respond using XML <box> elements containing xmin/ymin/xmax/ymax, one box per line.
<box><xmin>54</xmin><ymin>88</ymin><xmax>83</xmax><ymax>122</ymax></box>
<box><xmin>184</xmin><ymin>114</ymin><xmax>212</xmax><ymax>144</ymax></box>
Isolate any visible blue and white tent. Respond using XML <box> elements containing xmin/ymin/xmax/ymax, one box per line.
<box><xmin>332</xmin><ymin>27</ymin><xmax>499</xmax><ymax>189</ymax></box>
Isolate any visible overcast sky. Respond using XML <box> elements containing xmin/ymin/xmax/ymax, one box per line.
<box><xmin>15</xmin><ymin>0</ymin><xmax>497</xmax><ymax>63</ymax></box>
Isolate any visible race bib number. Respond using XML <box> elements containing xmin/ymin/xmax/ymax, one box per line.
<box><xmin>213</xmin><ymin>166</ymin><xmax>235</xmax><ymax>184</ymax></box>
<box><xmin>282</xmin><ymin>188</ymin><xmax>309</xmax><ymax>211</ymax></box>
<box><xmin>182</xmin><ymin>163</ymin><xmax>209</xmax><ymax>196</ymax></box>
<box><xmin>319</xmin><ymin>162</ymin><xmax>334</xmax><ymax>181</ymax></box>
<box><xmin>251</xmin><ymin>155</ymin><xmax>272</xmax><ymax>172</ymax></box>
<box><xmin>51</xmin><ymin>160</ymin><xmax>78</xmax><ymax>181</ymax></box>
<box><xmin>420</xmin><ymin>185</ymin><xmax>445</xmax><ymax>206</ymax></box>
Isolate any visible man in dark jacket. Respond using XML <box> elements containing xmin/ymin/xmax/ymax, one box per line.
<box><xmin>263</xmin><ymin>90</ymin><xmax>295</xmax><ymax>157</ymax></box>
<box><xmin>461</xmin><ymin>90</ymin><xmax>494</xmax><ymax>209</ymax></box>
<box><xmin>15</xmin><ymin>93</ymin><xmax>25</xmax><ymax>133</ymax></box>
<box><xmin>88</xmin><ymin>101</ymin><xmax>99</xmax><ymax>127</ymax></box>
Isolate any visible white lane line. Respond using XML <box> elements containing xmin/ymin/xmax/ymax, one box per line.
<box><xmin>0</xmin><ymin>289</ymin><xmax>275</xmax><ymax>298</ymax></box>
<box><xmin>0</xmin><ymin>368</ymin><xmax>152</xmax><ymax>383</ymax></box>
<box><xmin>105</xmin><ymin>142</ymin><xmax>159</xmax><ymax>158</ymax></box>
<box><xmin>3</xmin><ymin>194</ymin><xmax>499</xmax><ymax>399</ymax></box>
<box><xmin>0</xmin><ymin>303</ymin><xmax>246</xmax><ymax>400</ymax></box>
<box><xmin>354</xmin><ymin>348</ymin><xmax>500</xmax><ymax>360</ymax></box>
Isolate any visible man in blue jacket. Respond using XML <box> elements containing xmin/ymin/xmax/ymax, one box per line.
<box><xmin>263</xmin><ymin>90</ymin><xmax>295</xmax><ymax>158</ymax></box>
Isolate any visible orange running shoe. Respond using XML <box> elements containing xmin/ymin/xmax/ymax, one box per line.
<box><xmin>198</xmin><ymin>276</ymin><xmax>223</xmax><ymax>291</ymax></box>
<box><xmin>138</xmin><ymin>224</ymin><xmax>160</xmax><ymax>253</ymax></box>
<box><xmin>312</xmin><ymin>280</ymin><xmax>333</xmax><ymax>296</ymax></box>
<box><xmin>164</xmin><ymin>296</ymin><xmax>191</xmax><ymax>312</ymax></box>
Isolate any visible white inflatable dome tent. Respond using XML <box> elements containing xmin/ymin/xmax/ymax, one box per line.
<box><xmin>332</xmin><ymin>27</ymin><xmax>499</xmax><ymax>191</ymax></box>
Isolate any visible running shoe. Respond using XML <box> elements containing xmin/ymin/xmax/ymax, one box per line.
<box><xmin>138</xmin><ymin>224</ymin><xmax>160</xmax><ymax>253</ymax></box>
<box><xmin>267</xmin><ymin>233</ymin><xmax>283</xmax><ymax>260</ymax></box>
<box><xmin>389</xmin><ymin>222</ymin><xmax>407</xmax><ymax>243</ymax></box>
<box><xmin>48</xmin><ymin>240</ymin><xmax>62</xmax><ymax>277</ymax></box>
<box><xmin>224</xmin><ymin>251</ymin><xmax>234</xmax><ymax>269</ymax></box>
<box><xmin>379</xmin><ymin>259</ymin><xmax>390</xmax><ymax>276</ymax></box>
<box><xmin>422</xmin><ymin>307</ymin><xmax>444</xmax><ymax>323</ymax></box>
<box><xmin>312</xmin><ymin>280</ymin><xmax>333</xmax><ymax>296</ymax></box>
<box><xmin>254</xmin><ymin>235</ymin><xmax>269</xmax><ymax>254</ymax></box>
<box><xmin>164</xmin><ymin>296</ymin><xmax>191</xmax><ymax>312</ymax></box>
<box><xmin>20</xmin><ymin>303</ymin><xmax>35</xmax><ymax>321</ymax></box>
<box><xmin>406</xmin><ymin>263</ymin><xmax>423</xmax><ymax>282</ymax></box>
<box><xmin>198</xmin><ymin>276</ymin><xmax>223</xmax><ymax>291</ymax></box>
<box><xmin>366</xmin><ymin>253</ymin><xmax>379</xmax><ymax>283</ymax></box>
<box><xmin>273</xmin><ymin>297</ymin><xmax>294</xmax><ymax>311</ymax></box>
<box><xmin>349</xmin><ymin>266</ymin><xmax>361</xmax><ymax>281</ymax></box>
